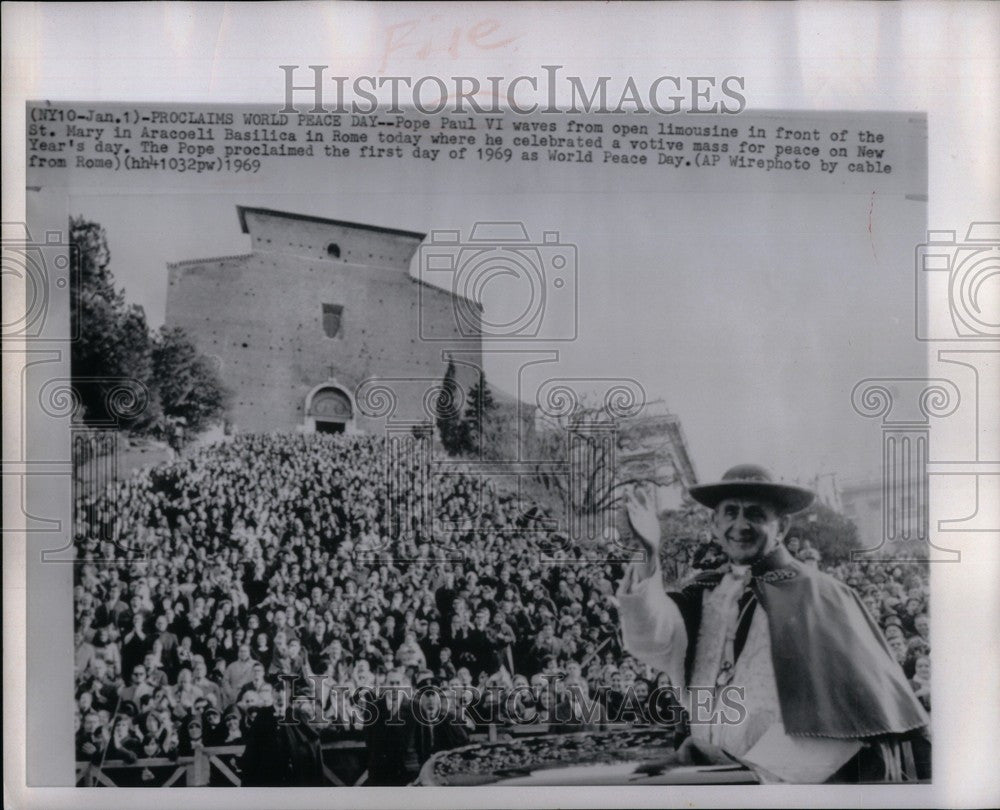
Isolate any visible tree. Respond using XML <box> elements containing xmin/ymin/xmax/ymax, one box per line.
<box><xmin>69</xmin><ymin>216</ymin><xmax>229</xmax><ymax>445</ymax></box>
<box><xmin>463</xmin><ymin>370</ymin><xmax>497</xmax><ymax>454</ymax></box>
<box><xmin>151</xmin><ymin>327</ymin><xmax>230</xmax><ymax>444</ymax></box>
<box><xmin>787</xmin><ymin>501</ymin><xmax>862</xmax><ymax>565</ymax></box>
<box><xmin>435</xmin><ymin>357</ymin><xmax>466</xmax><ymax>455</ymax></box>
<box><xmin>70</xmin><ymin>217</ymin><xmax>154</xmax><ymax>428</ymax></box>
<box><xmin>530</xmin><ymin>395</ymin><xmax>681</xmax><ymax>548</ymax></box>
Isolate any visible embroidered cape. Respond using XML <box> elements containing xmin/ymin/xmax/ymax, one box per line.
<box><xmin>668</xmin><ymin>546</ymin><xmax>928</xmax><ymax>739</ymax></box>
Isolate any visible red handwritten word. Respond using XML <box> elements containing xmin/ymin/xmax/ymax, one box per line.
<box><xmin>378</xmin><ymin>18</ymin><xmax>519</xmax><ymax>73</ymax></box>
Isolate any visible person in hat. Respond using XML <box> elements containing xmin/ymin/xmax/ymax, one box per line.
<box><xmin>202</xmin><ymin>704</ymin><xmax>225</xmax><ymax>745</ymax></box>
<box><xmin>176</xmin><ymin>713</ymin><xmax>207</xmax><ymax>757</ymax></box>
<box><xmin>221</xmin><ymin>706</ymin><xmax>244</xmax><ymax>744</ymax></box>
<box><xmin>618</xmin><ymin>464</ymin><xmax>928</xmax><ymax>783</ymax></box>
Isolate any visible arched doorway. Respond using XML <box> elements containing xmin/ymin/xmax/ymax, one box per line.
<box><xmin>303</xmin><ymin>381</ymin><xmax>356</xmax><ymax>434</ymax></box>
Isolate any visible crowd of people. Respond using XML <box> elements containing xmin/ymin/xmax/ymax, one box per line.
<box><xmin>72</xmin><ymin>433</ymin><xmax>930</xmax><ymax>783</ymax></box>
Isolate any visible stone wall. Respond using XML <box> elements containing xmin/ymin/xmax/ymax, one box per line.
<box><xmin>166</xmin><ymin>207</ymin><xmax>482</xmax><ymax>434</ymax></box>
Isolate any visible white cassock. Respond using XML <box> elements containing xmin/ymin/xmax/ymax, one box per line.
<box><xmin>617</xmin><ymin>561</ymin><xmax>862</xmax><ymax>783</ymax></box>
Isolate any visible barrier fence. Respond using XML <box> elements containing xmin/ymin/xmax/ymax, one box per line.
<box><xmin>75</xmin><ymin>723</ymin><xmax>642</xmax><ymax>787</ymax></box>
<box><xmin>75</xmin><ymin>724</ymin><xmax>923</xmax><ymax>786</ymax></box>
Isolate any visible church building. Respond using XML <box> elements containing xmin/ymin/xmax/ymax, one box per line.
<box><xmin>165</xmin><ymin>206</ymin><xmax>482</xmax><ymax>434</ymax></box>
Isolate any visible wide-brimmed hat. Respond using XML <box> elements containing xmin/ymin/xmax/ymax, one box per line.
<box><xmin>414</xmin><ymin>670</ymin><xmax>440</xmax><ymax>689</ymax></box>
<box><xmin>688</xmin><ymin>464</ymin><xmax>815</xmax><ymax>515</ymax></box>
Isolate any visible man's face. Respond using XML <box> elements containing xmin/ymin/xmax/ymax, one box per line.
<box><xmin>385</xmin><ymin>671</ymin><xmax>408</xmax><ymax>697</ymax></box>
<box><xmin>888</xmin><ymin>636</ymin><xmax>908</xmax><ymax>662</ymax></box>
<box><xmin>713</xmin><ymin>498</ymin><xmax>787</xmax><ymax>564</ymax></box>
<box><xmin>238</xmin><ymin>644</ymin><xmax>251</xmax><ymax>661</ymax></box>
<box><xmin>419</xmin><ymin>689</ymin><xmax>442</xmax><ymax>717</ymax></box>
<box><xmin>915</xmin><ymin>615</ymin><xmax>930</xmax><ymax>637</ymax></box>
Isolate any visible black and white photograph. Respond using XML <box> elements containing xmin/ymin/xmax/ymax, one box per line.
<box><xmin>3</xmin><ymin>3</ymin><xmax>998</xmax><ymax>808</ymax></box>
